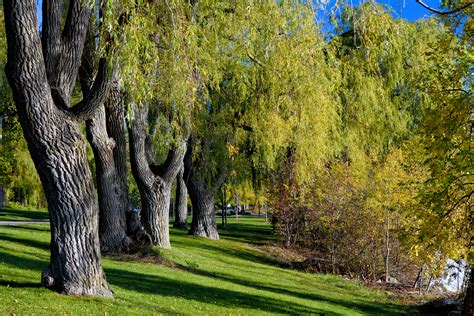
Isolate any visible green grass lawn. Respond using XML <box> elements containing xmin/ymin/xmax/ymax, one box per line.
<box><xmin>0</xmin><ymin>211</ymin><xmax>413</xmax><ymax>315</ymax></box>
<box><xmin>0</xmin><ymin>206</ymin><xmax>48</xmax><ymax>221</ymax></box>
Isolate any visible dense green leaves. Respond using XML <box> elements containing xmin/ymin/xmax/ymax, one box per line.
<box><xmin>266</xmin><ymin>2</ymin><xmax>471</xmax><ymax>282</ymax></box>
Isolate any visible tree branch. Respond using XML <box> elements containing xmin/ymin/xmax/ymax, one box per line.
<box><xmin>79</xmin><ymin>18</ymin><xmax>99</xmax><ymax>97</ymax></box>
<box><xmin>56</xmin><ymin>0</ymin><xmax>93</xmax><ymax>99</ymax></box>
<box><xmin>67</xmin><ymin>58</ymin><xmax>113</xmax><ymax>120</ymax></box>
<box><xmin>152</xmin><ymin>142</ymin><xmax>187</xmax><ymax>185</ymax></box>
<box><xmin>445</xmin><ymin>88</ymin><xmax>472</xmax><ymax>95</ymax></box>
<box><xmin>3</xmin><ymin>0</ymin><xmax>50</xmax><ymax>111</ymax></box>
<box><xmin>41</xmin><ymin>0</ymin><xmax>62</xmax><ymax>83</ymax></box>
<box><xmin>246</xmin><ymin>47</ymin><xmax>268</xmax><ymax>69</ymax></box>
<box><xmin>416</xmin><ymin>0</ymin><xmax>473</xmax><ymax>15</ymax></box>
<box><xmin>128</xmin><ymin>104</ymin><xmax>156</xmax><ymax>189</ymax></box>
<box><xmin>246</xmin><ymin>46</ymin><xmax>282</xmax><ymax>79</ymax></box>
<box><xmin>441</xmin><ymin>190</ymin><xmax>473</xmax><ymax>221</ymax></box>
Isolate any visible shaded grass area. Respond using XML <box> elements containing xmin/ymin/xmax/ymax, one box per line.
<box><xmin>0</xmin><ymin>207</ymin><xmax>49</xmax><ymax>221</ymax></box>
<box><xmin>0</xmin><ymin>212</ymin><xmax>413</xmax><ymax>315</ymax></box>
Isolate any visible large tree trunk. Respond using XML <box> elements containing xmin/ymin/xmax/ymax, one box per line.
<box><xmin>106</xmin><ymin>85</ymin><xmax>142</xmax><ymax>240</ymax></box>
<box><xmin>186</xmin><ymin>177</ymin><xmax>219</xmax><ymax>239</ymax></box>
<box><xmin>37</xmin><ymin>122</ymin><xmax>112</xmax><ymax>297</ymax></box>
<box><xmin>10</xmin><ymin>92</ymin><xmax>112</xmax><ymax>297</ymax></box>
<box><xmin>140</xmin><ymin>182</ymin><xmax>172</xmax><ymax>247</ymax></box>
<box><xmin>128</xmin><ymin>104</ymin><xmax>184</xmax><ymax>248</ymax></box>
<box><xmin>183</xmin><ymin>145</ymin><xmax>219</xmax><ymax>240</ymax></box>
<box><xmin>3</xmin><ymin>0</ymin><xmax>113</xmax><ymax>297</ymax></box>
<box><xmin>86</xmin><ymin>104</ymin><xmax>129</xmax><ymax>252</ymax></box>
<box><xmin>81</xmin><ymin>34</ymin><xmax>129</xmax><ymax>252</ymax></box>
<box><xmin>173</xmin><ymin>166</ymin><xmax>188</xmax><ymax>228</ymax></box>
<box><xmin>105</xmin><ymin>83</ymin><xmax>130</xmax><ymax>226</ymax></box>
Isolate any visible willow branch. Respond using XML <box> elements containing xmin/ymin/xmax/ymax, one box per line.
<box><xmin>416</xmin><ymin>0</ymin><xmax>473</xmax><ymax>15</ymax></box>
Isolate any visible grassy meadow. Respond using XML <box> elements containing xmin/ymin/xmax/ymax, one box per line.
<box><xmin>0</xmin><ymin>209</ymin><xmax>413</xmax><ymax>315</ymax></box>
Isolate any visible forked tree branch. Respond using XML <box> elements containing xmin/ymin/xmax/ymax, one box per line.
<box><xmin>416</xmin><ymin>0</ymin><xmax>473</xmax><ymax>15</ymax></box>
<box><xmin>67</xmin><ymin>58</ymin><xmax>113</xmax><ymax>120</ymax></box>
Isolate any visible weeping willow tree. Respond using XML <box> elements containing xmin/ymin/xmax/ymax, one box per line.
<box><xmin>240</xmin><ymin>1</ymin><xmax>339</xmax><ymax>180</ymax></box>
<box><xmin>268</xmin><ymin>2</ymin><xmax>472</xmax><ymax>280</ymax></box>
<box><xmin>328</xmin><ymin>3</ymin><xmax>441</xmax><ymax>174</ymax></box>
<box><xmin>179</xmin><ymin>0</ymin><xmax>251</xmax><ymax>239</ymax></box>
<box><xmin>268</xmin><ymin>3</ymin><xmax>437</xmax><ymax>195</ymax></box>
<box><xmin>175</xmin><ymin>0</ymin><xmax>341</xmax><ymax>238</ymax></box>
<box><xmin>114</xmin><ymin>0</ymin><xmax>197</xmax><ymax>247</ymax></box>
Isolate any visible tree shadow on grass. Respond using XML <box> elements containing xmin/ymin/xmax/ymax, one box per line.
<box><xmin>172</xmin><ymin>265</ymin><xmax>410</xmax><ymax>315</ymax></box>
<box><xmin>172</xmin><ymin>219</ymin><xmax>286</xmax><ymax>268</ymax></box>
<box><xmin>217</xmin><ymin>221</ymin><xmax>276</xmax><ymax>244</ymax></box>
<box><xmin>0</xmin><ymin>243</ymin><xmax>411</xmax><ymax>315</ymax></box>
<box><xmin>169</xmin><ymin>226</ymin><xmax>410</xmax><ymax>315</ymax></box>
<box><xmin>0</xmin><ymin>252</ymin><xmax>180</xmax><ymax>315</ymax></box>
<box><xmin>171</xmin><ymin>238</ymin><xmax>287</xmax><ymax>268</ymax></box>
<box><xmin>0</xmin><ymin>247</ymin><xmax>47</xmax><ymax>271</ymax></box>
<box><xmin>172</xmin><ymin>216</ymin><xmax>275</xmax><ymax>245</ymax></box>
<box><xmin>0</xmin><ymin>250</ymin><xmax>328</xmax><ymax>314</ymax></box>
<box><xmin>3</xmin><ymin>224</ymin><xmax>51</xmax><ymax>233</ymax></box>
<box><xmin>0</xmin><ymin>208</ymin><xmax>49</xmax><ymax>220</ymax></box>
<box><xmin>0</xmin><ymin>233</ymin><xmax>50</xmax><ymax>250</ymax></box>
<box><xmin>106</xmin><ymin>267</ymin><xmax>340</xmax><ymax>315</ymax></box>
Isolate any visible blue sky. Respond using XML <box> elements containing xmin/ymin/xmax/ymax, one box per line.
<box><xmin>312</xmin><ymin>0</ymin><xmax>441</xmax><ymax>22</ymax></box>
<box><xmin>35</xmin><ymin>0</ymin><xmax>442</xmax><ymax>28</ymax></box>
<box><xmin>377</xmin><ymin>0</ymin><xmax>439</xmax><ymax>21</ymax></box>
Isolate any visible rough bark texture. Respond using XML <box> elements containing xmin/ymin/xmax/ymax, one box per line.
<box><xmin>183</xmin><ymin>145</ymin><xmax>219</xmax><ymax>240</ymax></box>
<box><xmin>81</xmin><ymin>32</ymin><xmax>129</xmax><ymax>253</ymax></box>
<box><xmin>105</xmin><ymin>83</ymin><xmax>130</xmax><ymax>221</ymax></box>
<box><xmin>128</xmin><ymin>105</ymin><xmax>184</xmax><ymax>248</ymax></box>
<box><xmin>3</xmin><ymin>0</ymin><xmax>112</xmax><ymax>297</ymax></box>
<box><xmin>173</xmin><ymin>166</ymin><xmax>188</xmax><ymax>229</ymax></box>
<box><xmin>86</xmin><ymin>104</ymin><xmax>129</xmax><ymax>252</ymax></box>
<box><xmin>140</xmin><ymin>181</ymin><xmax>172</xmax><ymax>247</ymax></box>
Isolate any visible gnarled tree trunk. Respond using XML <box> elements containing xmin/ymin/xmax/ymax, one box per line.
<box><xmin>128</xmin><ymin>104</ymin><xmax>184</xmax><ymax>248</ymax></box>
<box><xmin>139</xmin><ymin>181</ymin><xmax>172</xmax><ymax>246</ymax></box>
<box><xmin>86</xmin><ymin>103</ymin><xmax>129</xmax><ymax>252</ymax></box>
<box><xmin>105</xmin><ymin>83</ymin><xmax>131</xmax><ymax>232</ymax></box>
<box><xmin>183</xmin><ymin>144</ymin><xmax>219</xmax><ymax>240</ymax></box>
<box><xmin>81</xmin><ymin>33</ymin><xmax>129</xmax><ymax>252</ymax></box>
<box><xmin>173</xmin><ymin>166</ymin><xmax>188</xmax><ymax>228</ymax></box>
<box><xmin>3</xmin><ymin>0</ymin><xmax>113</xmax><ymax>297</ymax></box>
<box><xmin>186</xmin><ymin>177</ymin><xmax>219</xmax><ymax>239</ymax></box>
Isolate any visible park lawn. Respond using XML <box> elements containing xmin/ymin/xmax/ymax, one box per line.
<box><xmin>0</xmin><ymin>211</ymin><xmax>413</xmax><ymax>315</ymax></box>
<box><xmin>0</xmin><ymin>206</ymin><xmax>48</xmax><ymax>221</ymax></box>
